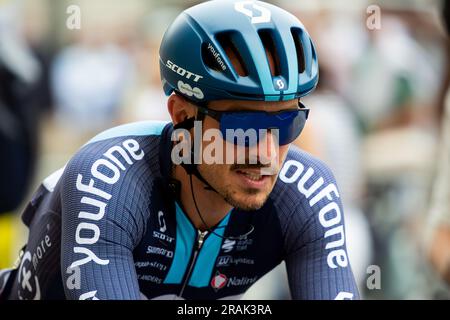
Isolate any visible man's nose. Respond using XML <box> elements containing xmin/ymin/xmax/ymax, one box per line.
<box><xmin>249</xmin><ymin>129</ymin><xmax>280</xmax><ymax>166</ymax></box>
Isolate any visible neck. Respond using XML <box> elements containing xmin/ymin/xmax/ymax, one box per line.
<box><xmin>173</xmin><ymin>165</ymin><xmax>233</xmax><ymax>231</ymax></box>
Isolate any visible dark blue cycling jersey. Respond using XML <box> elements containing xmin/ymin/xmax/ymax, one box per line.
<box><xmin>0</xmin><ymin>121</ymin><xmax>359</xmax><ymax>300</ymax></box>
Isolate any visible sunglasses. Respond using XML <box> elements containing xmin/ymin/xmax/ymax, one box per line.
<box><xmin>192</xmin><ymin>100</ymin><xmax>310</xmax><ymax>146</ymax></box>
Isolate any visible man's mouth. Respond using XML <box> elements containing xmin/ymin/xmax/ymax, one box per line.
<box><xmin>232</xmin><ymin>167</ymin><xmax>278</xmax><ymax>190</ymax></box>
<box><xmin>235</xmin><ymin>170</ymin><xmax>265</xmax><ymax>181</ymax></box>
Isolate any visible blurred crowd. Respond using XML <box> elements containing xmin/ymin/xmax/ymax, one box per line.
<box><xmin>0</xmin><ymin>0</ymin><xmax>449</xmax><ymax>299</ymax></box>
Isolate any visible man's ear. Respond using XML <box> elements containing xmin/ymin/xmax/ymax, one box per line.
<box><xmin>168</xmin><ymin>94</ymin><xmax>196</xmax><ymax>125</ymax></box>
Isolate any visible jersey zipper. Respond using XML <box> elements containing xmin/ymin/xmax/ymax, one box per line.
<box><xmin>178</xmin><ymin>230</ymin><xmax>208</xmax><ymax>298</ymax></box>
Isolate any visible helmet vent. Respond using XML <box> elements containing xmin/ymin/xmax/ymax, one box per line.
<box><xmin>258</xmin><ymin>30</ymin><xmax>281</xmax><ymax>77</ymax></box>
<box><xmin>291</xmin><ymin>28</ymin><xmax>306</xmax><ymax>73</ymax></box>
<box><xmin>216</xmin><ymin>32</ymin><xmax>248</xmax><ymax>77</ymax></box>
<box><xmin>201</xmin><ymin>43</ymin><xmax>223</xmax><ymax>72</ymax></box>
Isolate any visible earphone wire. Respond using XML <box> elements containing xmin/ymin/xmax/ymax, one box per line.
<box><xmin>189</xmin><ymin>174</ymin><xmax>254</xmax><ymax>240</ymax></box>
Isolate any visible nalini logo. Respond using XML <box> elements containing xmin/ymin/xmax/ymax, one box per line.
<box><xmin>211</xmin><ymin>272</ymin><xmax>227</xmax><ymax>290</ymax></box>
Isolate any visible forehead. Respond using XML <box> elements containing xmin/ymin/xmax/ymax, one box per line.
<box><xmin>207</xmin><ymin>99</ymin><xmax>299</xmax><ymax>112</ymax></box>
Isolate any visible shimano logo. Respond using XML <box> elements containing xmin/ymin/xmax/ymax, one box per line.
<box><xmin>135</xmin><ymin>261</ymin><xmax>166</xmax><ymax>271</ymax></box>
<box><xmin>146</xmin><ymin>246</ymin><xmax>174</xmax><ymax>258</ymax></box>
<box><xmin>138</xmin><ymin>274</ymin><xmax>163</xmax><ymax>284</ymax></box>
<box><xmin>166</xmin><ymin>60</ymin><xmax>203</xmax><ymax>82</ymax></box>
<box><xmin>207</xmin><ymin>43</ymin><xmax>227</xmax><ymax>71</ymax></box>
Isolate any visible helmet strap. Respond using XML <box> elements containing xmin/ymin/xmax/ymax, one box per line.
<box><xmin>173</xmin><ymin>117</ymin><xmax>217</xmax><ymax>193</ymax></box>
<box><xmin>173</xmin><ymin>116</ymin><xmax>255</xmax><ymax>240</ymax></box>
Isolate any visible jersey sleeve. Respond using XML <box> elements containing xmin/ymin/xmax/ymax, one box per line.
<box><xmin>59</xmin><ymin>142</ymin><xmax>149</xmax><ymax>300</ymax></box>
<box><xmin>281</xmin><ymin>154</ymin><xmax>360</xmax><ymax>300</ymax></box>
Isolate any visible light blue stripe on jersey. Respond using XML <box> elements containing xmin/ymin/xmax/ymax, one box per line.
<box><xmin>164</xmin><ymin>202</ymin><xmax>231</xmax><ymax>287</ymax></box>
<box><xmin>86</xmin><ymin>121</ymin><xmax>169</xmax><ymax>145</ymax></box>
<box><xmin>164</xmin><ymin>202</ymin><xmax>196</xmax><ymax>284</ymax></box>
<box><xmin>189</xmin><ymin>212</ymin><xmax>230</xmax><ymax>288</ymax></box>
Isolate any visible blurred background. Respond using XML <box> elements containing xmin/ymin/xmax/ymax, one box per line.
<box><xmin>0</xmin><ymin>0</ymin><xmax>449</xmax><ymax>299</ymax></box>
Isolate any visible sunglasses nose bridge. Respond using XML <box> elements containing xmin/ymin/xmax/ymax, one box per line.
<box><xmin>249</xmin><ymin>130</ymin><xmax>279</xmax><ymax>167</ymax></box>
<box><xmin>219</xmin><ymin>109</ymin><xmax>307</xmax><ymax>146</ymax></box>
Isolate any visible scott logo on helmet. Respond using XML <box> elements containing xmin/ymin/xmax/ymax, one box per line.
<box><xmin>234</xmin><ymin>1</ymin><xmax>271</xmax><ymax>24</ymax></box>
<box><xmin>275</xmin><ymin>78</ymin><xmax>286</xmax><ymax>90</ymax></box>
<box><xmin>166</xmin><ymin>60</ymin><xmax>203</xmax><ymax>82</ymax></box>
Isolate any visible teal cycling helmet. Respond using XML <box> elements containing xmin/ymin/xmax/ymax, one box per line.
<box><xmin>159</xmin><ymin>0</ymin><xmax>319</xmax><ymax>103</ymax></box>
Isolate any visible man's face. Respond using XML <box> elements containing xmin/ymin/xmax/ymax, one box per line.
<box><xmin>194</xmin><ymin>98</ymin><xmax>297</xmax><ymax>211</ymax></box>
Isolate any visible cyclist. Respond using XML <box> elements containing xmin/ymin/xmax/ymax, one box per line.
<box><xmin>0</xmin><ymin>0</ymin><xmax>359</xmax><ymax>300</ymax></box>
<box><xmin>427</xmin><ymin>0</ymin><xmax>450</xmax><ymax>285</ymax></box>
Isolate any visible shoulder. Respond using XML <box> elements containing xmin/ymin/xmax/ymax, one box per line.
<box><xmin>58</xmin><ymin>121</ymin><xmax>170</xmax><ymax>206</ymax></box>
<box><xmin>270</xmin><ymin>145</ymin><xmax>341</xmax><ymax>221</ymax></box>
<box><xmin>279</xmin><ymin>145</ymin><xmax>338</xmax><ymax>187</ymax></box>
<box><xmin>66</xmin><ymin>120</ymin><xmax>169</xmax><ymax>173</ymax></box>
<box><xmin>270</xmin><ymin>146</ymin><xmax>346</xmax><ymax>254</ymax></box>
<box><xmin>84</xmin><ymin>120</ymin><xmax>169</xmax><ymax>146</ymax></box>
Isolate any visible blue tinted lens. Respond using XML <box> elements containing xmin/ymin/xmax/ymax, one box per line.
<box><xmin>219</xmin><ymin>110</ymin><xmax>308</xmax><ymax>146</ymax></box>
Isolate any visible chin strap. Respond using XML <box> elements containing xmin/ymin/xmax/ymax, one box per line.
<box><xmin>173</xmin><ymin>117</ymin><xmax>218</xmax><ymax>193</ymax></box>
<box><xmin>172</xmin><ymin>117</ymin><xmax>255</xmax><ymax>240</ymax></box>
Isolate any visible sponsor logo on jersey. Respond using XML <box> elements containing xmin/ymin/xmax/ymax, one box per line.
<box><xmin>66</xmin><ymin>266</ymin><xmax>81</xmax><ymax>290</ymax></box>
<box><xmin>279</xmin><ymin>159</ymin><xmax>348</xmax><ymax>269</ymax></box>
<box><xmin>31</xmin><ymin>232</ymin><xmax>52</xmax><ymax>270</ymax></box>
<box><xmin>18</xmin><ymin>251</ymin><xmax>41</xmax><ymax>300</ymax></box>
<box><xmin>211</xmin><ymin>272</ymin><xmax>228</xmax><ymax>290</ymax></box>
<box><xmin>70</xmin><ymin>139</ymin><xmax>145</xmax><ymax>273</ymax></box>
<box><xmin>216</xmin><ymin>256</ymin><xmax>254</xmax><ymax>267</ymax></box>
<box><xmin>158</xmin><ymin>211</ymin><xmax>167</xmax><ymax>233</ymax></box>
<box><xmin>153</xmin><ymin>231</ymin><xmax>174</xmax><ymax>244</ymax></box>
<box><xmin>146</xmin><ymin>246</ymin><xmax>174</xmax><ymax>258</ymax></box>
<box><xmin>221</xmin><ymin>239</ymin><xmax>236</xmax><ymax>253</ymax></box>
<box><xmin>211</xmin><ymin>271</ymin><xmax>258</xmax><ymax>291</ymax></box>
<box><xmin>16</xmin><ymin>231</ymin><xmax>54</xmax><ymax>300</ymax></box>
<box><xmin>235</xmin><ymin>239</ymin><xmax>253</xmax><ymax>251</ymax></box>
<box><xmin>227</xmin><ymin>275</ymin><xmax>258</xmax><ymax>287</ymax></box>
<box><xmin>137</xmin><ymin>274</ymin><xmax>163</xmax><ymax>284</ymax></box>
<box><xmin>221</xmin><ymin>238</ymin><xmax>253</xmax><ymax>253</ymax></box>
